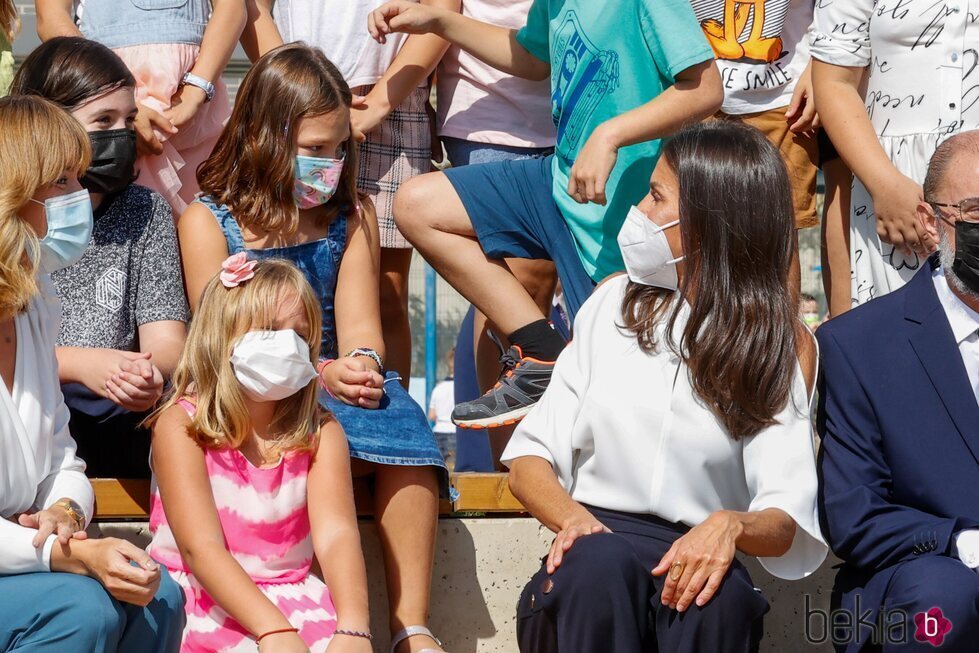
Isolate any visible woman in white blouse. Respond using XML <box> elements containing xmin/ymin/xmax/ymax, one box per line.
<box><xmin>811</xmin><ymin>0</ymin><xmax>979</xmax><ymax>306</ymax></box>
<box><xmin>503</xmin><ymin>121</ymin><xmax>827</xmax><ymax>652</ymax></box>
<box><xmin>0</xmin><ymin>95</ymin><xmax>183</xmax><ymax>653</ymax></box>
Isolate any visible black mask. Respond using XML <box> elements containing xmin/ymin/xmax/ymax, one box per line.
<box><xmin>951</xmin><ymin>220</ymin><xmax>979</xmax><ymax>294</ymax></box>
<box><xmin>80</xmin><ymin>129</ymin><xmax>137</xmax><ymax>196</ymax></box>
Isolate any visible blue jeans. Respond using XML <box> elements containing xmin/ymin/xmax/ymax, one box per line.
<box><xmin>0</xmin><ymin>569</ymin><xmax>185</xmax><ymax>653</ymax></box>
<box><xmin>442</xmin><ymin>136</ymin><xmax>553</xmax><ymax>167</ymax></box>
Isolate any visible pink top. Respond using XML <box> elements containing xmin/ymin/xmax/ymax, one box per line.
<box><xmin>436</xmin><ymin>0</ymin><xmax>555</xmax><ymax>148</ymax></box>
<box><xmin>148</xmin><ymin>400</ymin><xmax>314</xmax><ymax>585</ymax></box>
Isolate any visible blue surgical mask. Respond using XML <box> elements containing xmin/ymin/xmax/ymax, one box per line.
<box><xmin>30</xmin><ymin>189</ymin><xmax>94</xmax><ymax>273</ymax></box>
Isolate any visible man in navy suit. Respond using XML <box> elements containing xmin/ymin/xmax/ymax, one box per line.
<box><xmin>817</xmin><ymin>131</ymin><xmax>979</xmax><ymax>652</ymax></box>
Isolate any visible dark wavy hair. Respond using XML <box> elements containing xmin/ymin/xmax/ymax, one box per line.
<box><xmin>620</xmin><ymin>120</ymin><xmax>799</xmax><ymax>440</ymax></box>
<box><xmin>197</xmin><ymin>42</ymin><xmax>360</xmax><ymax>233</ymax></box>
<box><xmin>10</xmin><ymin>37</ymin><xmax>135</xmax><ymax>110</ymax></box>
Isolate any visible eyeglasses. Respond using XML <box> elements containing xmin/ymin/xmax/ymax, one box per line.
<box><xmin>929</xmin><ymin>197</ymin><xmax>979</xmax><ymax>224</ymax></box>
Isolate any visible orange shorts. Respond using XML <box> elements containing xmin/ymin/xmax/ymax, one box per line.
<box><xmin>716</xmin><ymin>106</ymin><xmax>819</xmax><ymax>229</ymax></box>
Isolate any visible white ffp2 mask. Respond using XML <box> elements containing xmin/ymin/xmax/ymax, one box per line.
<box><xmin>616</xmin><ymin>206</ymin><xmax>684</xmax><ymax>290</ymax></box>
<box><xmin>230</xmin><ymin>330</ymin><xmax>318</xmax><ymax>402</ymax></box>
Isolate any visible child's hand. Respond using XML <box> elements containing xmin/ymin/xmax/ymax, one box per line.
<box><xmin>165</xmin><ymin>84</ymin><xmax>207</xmax><ymax>130</ymax></box>
<box><xmin>785</xmin><ymin>61</ymin><xmax>819</xmax><ymax>133</ymax></box>
<box><xmin>368</xmin><ymin>1</ymin><xmax>444</xmax><ymax>44</ymax></box>
<box><xmin>134</xmin><ymin>103</ymin><xmax>176</xmax><ymax>156</ymax></box>
<box><xmin>258</xmin><ymin>631</ymin><xmax>309</xmax><ymax>653</ymax></box>
<box><xmin>351</xmin><ymin>99</ymin><xmax>385</xmax><ymax>142</ymax></box>
<box><xmin>567</xmin><ymin>123</ymin><xmax>619</xmax><ymax>206</ymax></box>
<box><xmin>106</xmin><ymin>356</ymin><xmax>165</xmax><ymax>413</ymax></box>
<box><xmin>321</xmin><ymin>357</ymin><xmax>385</xmax><ymax>409</ymax></box>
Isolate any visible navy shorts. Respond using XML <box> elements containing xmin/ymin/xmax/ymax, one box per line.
<box><xmin>443</xmin><ymin>154</ymin><xmax>596</xmax><ymax>322</ymax></box>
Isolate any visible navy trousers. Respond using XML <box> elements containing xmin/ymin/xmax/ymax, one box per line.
<box><xmin>0</xmin><ymin>570</ymin><xmax>185</xmax><ymax>652</ymax></box>
<box><xmin>516</xmin><ymin>506</ymin><xmax>769</xmax><ymax>653</ymax></box>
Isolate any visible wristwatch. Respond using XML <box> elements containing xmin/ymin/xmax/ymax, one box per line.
<box><xmin>180</xmin><ymin>72</ymin><xmax>215</xmax><ymax>103</ymax></box>
<box><xmin>53</xmin><ymin>499</ymin><xmax>86</xmax><ymax>530</ymax></box>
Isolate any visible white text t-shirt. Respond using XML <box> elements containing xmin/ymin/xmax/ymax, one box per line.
<box><xmin>690</xmin><ymin>0</ymin><xmax>814</xmax><ymax>115</ymax></box>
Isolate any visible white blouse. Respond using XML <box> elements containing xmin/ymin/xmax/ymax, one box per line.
<box><xmin>0</xmin><ymin>276</ymin><xmax>93</xmax><ymax>574</ymax></box>
<box><xmin>502</xmin><ymin>276</ymin><xmax>828</xmax><ymax>580</ymax></box>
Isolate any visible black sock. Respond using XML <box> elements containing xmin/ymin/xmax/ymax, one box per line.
<box><xmin>507</xmin><ymin>319</ymin><xmax>566</xmax><ymax>361</ymax></box>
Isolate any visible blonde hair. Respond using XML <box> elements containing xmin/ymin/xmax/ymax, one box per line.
<box><xmin>0</xmin><ymin>1</ymin><xmax>19</xmax><ymax>42</ymax></box>
<box><xmin>151</xmin><ymin>259</ymin><xmax>324</xmax><ymax>452</ymax></box>
<box><xmin>0</xmin><ymin>95</ymin><xmax>90</xmax><ymax>319</ymax></box>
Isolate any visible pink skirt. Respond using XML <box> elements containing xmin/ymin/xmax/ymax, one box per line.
<box><xmin>114</xmin><ymin>43</ymin><xmax>232</xmax><ymax>216</ymax></box>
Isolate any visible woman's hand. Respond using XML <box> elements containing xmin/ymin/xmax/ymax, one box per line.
<box><xmin>134</xmin><ymin>103</ymin><xmax>176</xmax><ymax>156</ymax></box>
<box><xmin>17</xmin><ymin>502</ymin><xmax>88</xmax><ymax>547</ymax></box>
<box><xmin>368</xmin><ymin>1</ymin><xmax>445</xmax><ymax>44</ymax></box>
<box><xmin>321</xmin><ymin>357</ymin><xmax>385</xmax><ymax>409</ymax></box>
<box><xmin>652</xmin><ymin>510</ymin><xmax>741</xmax><ymax>612</ymax></box>
<box><xmin>165</xmin><ymin>84</ymin><xmax>208</xmax><ymax>130</ymax></box>
<box><xmin>870</xmin><ymin>172</ymin><xmax>932</xmax><ymax>257</ymax></box>
<box><xmin>785</xmin><ymin>61</ymin><xmax>819</xmax><ymax>133</ymax></box>
<box><xmin>567</xmin><ymin>122</ymin><xmax>619</xmax><ymax>206</ymax></box>
<box><xmin>57</xmin><ymin>537</ymin><xmax>163</xmax><ymax>606</ymax></box>
<box><xmin>104</xmin><ymin>355</ymin><xmax>165</xmax><ymax>413</ymax></box>
<box><xmin>326</xmin><ymin>634</ymin><xmax>374</xmax><ymax>652</ymax></box>
<box><xmin>258</xmin><ymin>631</ymin><xmax>310</xmax><ymax>653</ymax></box>
<box><xmin>546</xmin><ymin>508</ymin><xmax>611</xmax><ymax>574</ymax></box>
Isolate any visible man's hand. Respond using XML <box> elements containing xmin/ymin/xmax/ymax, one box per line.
<box><xmin>368</xmin><ymin>1</ymin><xmax>446</xmax><ymax>44</ymax></box>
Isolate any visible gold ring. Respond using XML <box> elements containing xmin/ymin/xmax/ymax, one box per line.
<box><xmin>669</xmin><ymin>562</ymin><xmax>685</xmax><ymax>582</ymax></box>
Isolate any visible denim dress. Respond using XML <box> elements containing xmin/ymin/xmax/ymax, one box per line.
<box><xmin>198</xmin><ymin>197</ymin><xmax>448</xmax><ymax>473</ymax></box>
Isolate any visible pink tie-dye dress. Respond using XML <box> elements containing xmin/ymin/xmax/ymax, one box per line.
<box><xmin>148</xmin><ymin>401</ymin><xmax>338</xmax><ymax>652</ymax></box>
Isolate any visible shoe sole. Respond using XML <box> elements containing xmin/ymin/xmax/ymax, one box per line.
<box><xmin>452</xmin><ymin>404</ymin><xmax>535</xmax><ymax>430</ymax></box>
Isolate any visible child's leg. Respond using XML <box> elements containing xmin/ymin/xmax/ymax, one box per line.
<box><xmin>379</xmin><ymin>247</ymin><xmax>414</xmax><ymax>385</ymax></box>
<box><xmin>372</xmin><ymin>464</ymin><xmax>443</xmax><ymax>653</ymax></box>
<box><xmin>820</xmin><ymin>151</ymin><xmax>853</xmax><ymax>317</ymax></box>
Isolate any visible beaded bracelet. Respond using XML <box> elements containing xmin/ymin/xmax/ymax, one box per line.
<box><xmin>255</xmin><ymin>627</ymin><xmax>299</xmax><ymax>643</ymax></box>
<box><xmin>334</xmin><ymin>629</ymin><xmax>374</xmax><ymax>641</ymax></box>
<box><xmin>345</xmin><ymin>347</ymin><xmax>383</xmax><ymax>372</ymax></box>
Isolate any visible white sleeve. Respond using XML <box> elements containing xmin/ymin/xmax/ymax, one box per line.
<box><xmin>500</xmin><ymin>286</ymin><xmax>599</xmax><ymax>485</ymax></box>
<box><xmin>810</xmin><ymin>0</ymin><xmax>874</xmax><ymax>68</ymax></box>
<box><xmin>0</xmin><ymin>520</ymin><xmax>56</xmax><ymax>574</ymax></box>
<box><xmin>742</xmin><ymin>369</ymin><xmax>828</xmax><ymax>580</ymax></box>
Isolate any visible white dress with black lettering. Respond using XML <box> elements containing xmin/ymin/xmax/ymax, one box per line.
<box><xmin>811</xmin><ymin>0</ymin><xmax>979</xmax><ymax>305</ymax></box>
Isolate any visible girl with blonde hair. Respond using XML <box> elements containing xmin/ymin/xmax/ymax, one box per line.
<box><xmin>0</xmin><ymin>94</ymin><xmax>184</xmax><ymax>653</ymax></box>
<box><xmin>148</xmin><ymin>256</ymin><xmax>371</xmax><ymax>652</ymax></box>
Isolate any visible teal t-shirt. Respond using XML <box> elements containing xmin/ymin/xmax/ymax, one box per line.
<box><xmin>517</xmin><ymin>0</ymin><xmax>713</xmax><ymax>281</ymax></box>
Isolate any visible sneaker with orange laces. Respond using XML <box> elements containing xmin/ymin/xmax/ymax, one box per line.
<box><xmin>450</xmin><ymin>345</ymin><xmax>555</xmax><ymax>429</ymax></box>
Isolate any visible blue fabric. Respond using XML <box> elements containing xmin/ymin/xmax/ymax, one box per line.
<box><xmin>199</xmin><ymin>196</ymin><xmax>345</xmax><ymax>359</ymax></box>
<box><xmin>79</xmin><ymin>0</ymin><xmax>210</xmax><ymax>49</ymax></box>
<box><xmin>0</xmin><ymin>569</ymin><xmax>184</xmax><ymax>653</ymax></box>
<box><xmin>816</xmin><ymin>254</ymin><xmax>979</xmax><ymax>651</ymax></box>
<box><xmin>442</xmin><ymin>137</ymin><xmax>553</xmax><ymax>167</ymax></box>
<box><xmin>452</xmin><ymin>306</ymin><xmax>495</xmax><ymax>473</ymax></box>
<box><xmin>443</xmin><ymin>155</ymin><xmax>596</xmax><ymax>323</ymax></box>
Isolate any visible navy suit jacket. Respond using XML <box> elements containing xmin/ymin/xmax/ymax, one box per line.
<box><xmin>816</xmin><ymin>257</ymin><xmax>979</xmax><ymax>599</ymax></box>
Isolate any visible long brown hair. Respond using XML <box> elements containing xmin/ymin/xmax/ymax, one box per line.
<box><xmin>197</xmin><ymin>42</ymin><xmax>360</xmax><ymax>234</ymax></box>
<box><xmin>148</xmin><ymin>259</ymin><xmax>324</xmax><ymax>453</ymax></box>
<box><xmin>620</xmin><ymin>120</ymin><xmax>799</xmax><ymax>439</ymax></box>
<box><xmin>0</xmin><ymin>1</ymin><xmax>18</xmax><ymax>42</ymax></box>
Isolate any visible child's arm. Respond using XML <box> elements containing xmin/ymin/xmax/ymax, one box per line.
<box><xmin>35</xmin><ymin>0</ymin><xmax>82</xmax><ymax>40</ymax></box>
<box><xmin>307</xmin><ymin>419</ymin><xmax>371</xmax><ymax>647</ymax></box>
<box><xmin>166</xmin><ymin>0</ymin><xmax>247</xmax><ymax>128</ymax></box>
<box><xmin>566</xmin><ymin>60</ymin><xmax>722</xmax><ymax>206</ymax></box>
<box><xmin>352</xmin><ymin>0</ymin><xmax>460</xmax><ymax>140</ymax></box>
<box><xmin>368</xmin><ymin>1</ymin><xmax>549</xmax><ymax>81</ymax></box>
<box><xmin>321</xmin><ymin>199</ymin><xmax>385</xmax><ymax>408</ymax></box>
<box><xmin>241</xmin><ymin>0</ymin><xmax>283</xmax><ymax>62</ymax></box>
<box><xmin>137</xmin><ymin>321</ymin><xmax>186</xmax><ymax>379</ymax></box>
<box><xmin>153</xmin><ymin>406</ymin><xmax>309</xmax><ymax>650</ymax></box>
<box><xmin>56</xmin><ymin>347</ymin><xmax>163</xmax><ymax>412</ymax></box>
<box><xmin>177</xmin><ymin>202</ymin><xmax>233</xmax><ymax>313</ymax></box>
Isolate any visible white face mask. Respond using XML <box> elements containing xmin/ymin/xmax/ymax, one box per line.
<box><xmin>230</xmin><ymin>330</ymin><xmax>318</xmax><ymax>402</ymax></box>
<box><xmin>616</xmin><ymin>205</ymin><xmax>684</xmax><ymax>290</ymax></box>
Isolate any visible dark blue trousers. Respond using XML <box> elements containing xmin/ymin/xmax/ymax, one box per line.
<box><xmin>516</xmin><ymin>506</ymin><xmax>769</xmax><ymax>653</ymax></box>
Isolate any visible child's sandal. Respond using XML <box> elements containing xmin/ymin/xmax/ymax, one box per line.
<box><xmin>390</xmin><ymin>625</ymin><xmax>446</xmax><ymax>653</ymax></box>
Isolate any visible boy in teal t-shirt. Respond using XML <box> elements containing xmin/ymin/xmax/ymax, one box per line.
<box><xmin>370</xmin><ymin>0</ymin><xmax>721</xmax><ymax>428</ymax></box>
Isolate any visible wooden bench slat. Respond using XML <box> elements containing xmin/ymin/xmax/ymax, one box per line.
<box><xmin>450</xmin><ymin>473</ymin><xmax>524</xmax><ymax>513</ymax></box>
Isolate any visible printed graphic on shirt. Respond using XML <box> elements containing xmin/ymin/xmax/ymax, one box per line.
<box><xmin>692</xmin><ymin>0</ymin><xmax>790</xmax><ymax>64</ymax></box>
<box><xmin>551</xmin><ymin>11</ymin><xmax>619</xmax><ymax>160</ymax></box>
<box><xmin>96</xmin><ymin>267</ymin><xmax>127</xmax><ymax>313</ymax></box>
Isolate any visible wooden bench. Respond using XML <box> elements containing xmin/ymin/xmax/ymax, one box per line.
<box><xmin>91</xmin><ymin>472</ymin><xmax>524</xmax><ymax>521</ymax></box>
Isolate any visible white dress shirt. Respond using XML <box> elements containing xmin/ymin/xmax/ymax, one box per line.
<box><xmin>502</xmin><ymin>276</ymin><xmax>828</xmax><ymax>580</ymax></box>
<box><xmin>932</xmin><ymin>268</ymin><xmax>979</xmax><ymax>569</ymax></box>
<box><xmin>0</xmin><ymin>276</ymin><xmax>93</xmax><ymax>574</ymax></box>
